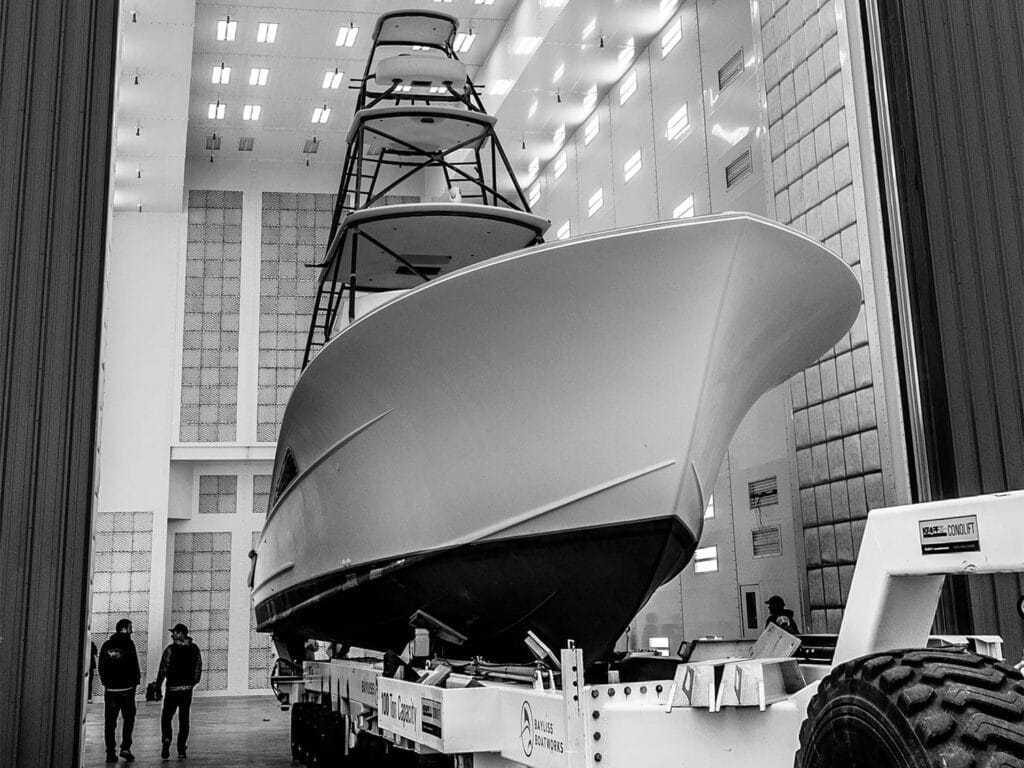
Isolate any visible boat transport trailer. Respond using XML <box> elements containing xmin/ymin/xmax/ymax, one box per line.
<box><xmin>272</xmin><ymin>491</ymin><xmax>1024</xmax><ymax>768</ymax></box>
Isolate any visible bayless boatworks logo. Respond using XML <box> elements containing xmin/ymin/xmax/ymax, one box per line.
<box><xmin>519</xmin><ymin>700</ymin><xmax>565</xmax><ymax>758</ymax></box>
<box><xmin>520</xmin><ymin>702</ymin><xmax>534</xmax><ymax>756</ymax></box>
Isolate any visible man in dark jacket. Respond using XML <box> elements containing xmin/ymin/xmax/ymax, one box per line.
<box><xmin>764</xmin><ymin>595</ymin><xmax>800</xmax><ymax>634</ymax></box>
<box><xmin>98</xmin><ymin>619</ymin><xmax>141</xmax><ymax>763</ymax></box>
<box><xmin>154</xmin><ymin>623</ymin><xmax>203</xmax><ymax>759</ymax></box>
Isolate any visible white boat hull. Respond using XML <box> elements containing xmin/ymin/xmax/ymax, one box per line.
<box><xmin>254</xmin><ymin>213</ymin><xmax>861</xmax><ymax>661</ymax></box>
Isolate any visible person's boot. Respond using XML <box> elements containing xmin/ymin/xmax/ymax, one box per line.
<box><xmin>105</xmin><ymin>752</ymin><xmax>117</xmax><ymax>764</ymax></box>
<box><xmin>161</xmin><ymin>741</ymin><xmax>170</xmax><ymax>759</ymax></box>
<box><xmin>177</xmin><ymin>745</ymin><xmax>187</xmax><ymax>759</ymax></box>
<box><xmin>119</xmin><ymin>747</ymin><xmax>135</xmax><ymax>762</ymax></box>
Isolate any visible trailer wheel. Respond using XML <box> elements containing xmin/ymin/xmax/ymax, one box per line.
<box><xmin>291</xmin><ymin>702</ymin><xmax>311</xmax><ymax>763</ymax></box>
<box><xmin>795</xmin><ymin>647</ymin><xmax>1024</xmax><ymax>768</ymax></box>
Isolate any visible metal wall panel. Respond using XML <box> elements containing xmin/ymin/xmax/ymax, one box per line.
<box><xmin>0</xmin><ymin>0</ymin><xmax>118</xmax><ymax>764</ymax></box>
<box><xmin>871</xmin><ymin>0</ymin><xmax>1024</xmax><ymax>661</ymax></box>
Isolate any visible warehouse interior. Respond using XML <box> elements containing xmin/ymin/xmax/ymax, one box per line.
<box><xmin>0</xmin><ymin>0</ymin><xmax>1020</xmax><ymax>765</ymax></box>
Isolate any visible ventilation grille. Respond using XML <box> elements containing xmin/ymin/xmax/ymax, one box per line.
<box><xmin>238</xmin><ymin>137</ymin><xmax>254</xmax><ymax>151</ymax></box>
<box><xmin>725</xmin><ymin>149</ymin><xmax>753</xmax><ymax>190</ymax></box>
<box><xmin>303</xmin><ymin>138</ymin><xmax>320</xmax><ymax>154</ymax></box>
<box><xmin>748</xmin><ymin>475</ymin><xmax>778</xmax><ymax>508</ymax></box>
<box><xmin>205</xmin><ymin>134</ymin><xmax>221</xmax><ymax>151</ymax></box>
<box><xmin>752</xmin><ymin>526</ymin><xmax>783</xmax><ymax>558</ymax></box>
<box><xmin>718</xmin><ymin>48</ymin><xmax>744</xmax><ymax>91</ymax></box>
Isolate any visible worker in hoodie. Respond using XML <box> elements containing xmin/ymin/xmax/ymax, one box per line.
<box><xmin>764</xmin><ymin>595</ymin><xmax>801</xmax><ymax>634</ymax></box>
<box><xmin>98</xmin><ymin>618</ymin><xmax>141</xmax><ymax>763</ymax></box>
<box><xmin>154</xmin><ymin>623</ymin><xmax>203</xmax><ymax>759</ymax></box>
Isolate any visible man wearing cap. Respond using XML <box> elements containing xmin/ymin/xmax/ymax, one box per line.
<box><xmin>764</xmin><ymin>595</ymin><xmax>800</xmax><ymax>634</ymax></box>
<box><xmin>153</xmin><ymin>623</ymin><xmax>203</xmax><ymax>759</ymax></box>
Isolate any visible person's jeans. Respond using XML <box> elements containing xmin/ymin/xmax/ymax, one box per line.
<box><xmin>103</xmin><ymin>690</ymin><xmax>136</xmax><ymax>754</ymax></box>
<box><xmin>161</xmin><ymin>688</ymin><xmax>194</xmax><ymax>753</ymax></box>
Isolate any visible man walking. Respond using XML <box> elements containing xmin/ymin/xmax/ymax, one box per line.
<box><xmin>98</xmin><ymin>619</ymin><xmax>140</xmax><ymax>763</ymax></box>
<box><xmin>154</xmin><ymin>623</ymin><xmax>203</xmax><ymax>759</ymax></box>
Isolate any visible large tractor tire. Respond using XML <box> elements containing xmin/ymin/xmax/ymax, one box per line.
<box><xmin>796</xmin><ymin>647</ymin><xmax>1024</xmax><ymax>768</ymax></box>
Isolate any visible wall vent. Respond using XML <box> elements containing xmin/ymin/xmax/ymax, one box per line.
<box><xmin>752</xmin><ymin>525</ymin><xmax>783</xmax><ymax>558</ymax></box>
<box><xmin>725</xmin><ymin>149</ymin><xmax>753</xmax><ymax>189</ymax></box>
<box><xmin>718</xmin><ymin>48</ymin><xmax>744</xmax><ymax>91</ymax></box>
<box><xmin>748</xmin><ymin>475</ymin><xmax>778</xmax><ymax>508</ymax></box>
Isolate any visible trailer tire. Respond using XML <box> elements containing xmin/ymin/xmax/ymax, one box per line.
<box><xmin>291</xmin><ymin>702</ymin><xmax>312</xmax><ymax>763</ymax></box>
<box><xmin>795</xmin><ymin>647</ymin><xmax>1024</xmax><ymax>768</ymax></box>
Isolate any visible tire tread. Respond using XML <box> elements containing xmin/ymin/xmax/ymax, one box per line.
<box><xmin>795</xmin><ymin>647</ymin><xmax>1024</xmax><ymax>767</ymax></box>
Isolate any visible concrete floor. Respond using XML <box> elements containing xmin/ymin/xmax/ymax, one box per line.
<box><xmin>83</xmin><ymin>696</ymin><xmax>296</xmax><ymax>768</ymax></box>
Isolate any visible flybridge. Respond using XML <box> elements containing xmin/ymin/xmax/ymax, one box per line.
<box><xmin>301</xmin><ymin>9</ymin><xmax>548</xmax><ymax>367</ymax></box>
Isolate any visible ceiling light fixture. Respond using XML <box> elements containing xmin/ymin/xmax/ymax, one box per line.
<box><xmin>208</xmin><ymin>100</ymin><xmax>226</xmax><ymax>120</ymax></box>
<box><xmin>556</xmin><ymin>91</ymin><xmax>561</xmax><ymax>103</ymax></box>
<box><xmin>336</xmin><ymin>22</ymin><xmax>358</xmax><ymax>47</ymax></box>
<box><xmin>135</xmin><ymin>124</ymin><xmax>140</xmax><ymax>136</ymax></box>
<box><xmin>312</xmin><ymin>105</ymin><xmax>331</xmax><ymax>124</ymax></box>
<box><xmin>217</xmin><ymin>16</ymin><xmax>237</xmax><ymax>41</ymax></box>
<box><xmin>323</xmin><ymin>68</ymin><xmax>344</xmax><ymax>89</ymax></box>
<box><xmin>453</xmin><ymin>30</ymin><xmax>476</xmax><ymax>54</ymax></box>
<box><xmin>137</xmin><ymin>202</ymin><xmax>142</xmax><ymax>212</ymax></box>
<box><xmin>212</xmin><ymin>63</ymin><xmax>230</xmax><ymax>84</ymax></box>
<box><xmin>249</xmin><ymin>67</ymin><xmax>269</xmax><ymax>86</ymax></box>
<box><xmin>133</xmin><ymin>71</ymin><xmax>139</xmax><ymax>85</ymax></box>
<box><xmin>136</xmin><ymin>166</ymin><xmax>142</xmax><ymax>179</ymax></box>
<box><xmin>256</xmin><ymin>22</ymin><xmax>278</xmax><ymax>43</ymax></box>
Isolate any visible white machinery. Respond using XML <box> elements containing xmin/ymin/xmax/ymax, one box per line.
<box><xmin>274</xmin><ymin>491</ymin><xmax>1024</xmax><ymax>767</ymax></box>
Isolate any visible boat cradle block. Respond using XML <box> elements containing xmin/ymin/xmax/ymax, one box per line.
<box><xmin>376</xmin><ymin>55</ymin><xmax>467</xmax><ymax>90</ymax></box>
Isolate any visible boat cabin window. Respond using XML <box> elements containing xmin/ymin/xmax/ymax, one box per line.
<box><xmin>273</xmin><ymin>449</ymin><xmax>299</xmax><ymax>504</ymax></box>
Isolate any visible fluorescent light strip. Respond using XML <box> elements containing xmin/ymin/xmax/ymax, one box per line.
<box><xmin>212</xmin><ymin>65</ymin><xmax>230</xmax><ymax>84</ymax></box>
<box><xmin>256</xmin><ymin>22</ymin><xmax>278</xmax><ymax>43</ymax></box>
<box><xmin>556</xmin><ymin>221</ymin><xmax>571</xmax><ymax>240</ymax></box>
<box><xmin>623</xmin><ymin>149</ymin><xmax>642</xmax><ymax>182</ymax></box>
<box><xmin>323</xmin><ymin>70</ymin><xmax>344</xmax><ymax>89</ymax></box>
<box><xmin>336</xmin><ymin>25</ymin><xmax>358</xmax><ymax>47</ymax></box>
<box><xmin>490</xmin><ymin>79</ymin><xmax>513</xmax><ymax>96</ymax></box>
<box><xmin>583</xmin><ymin>114</ymin><xmax>599</xmax><ymax>145</ymax></box>
<box><xmin>528</xmin><ymin>183</ymin><xmax>541</xmax><ymax>207</ymax></box>
<box><xmin>312</xmin><ymin>106</ymin><xmax>331</xmax><ymax>124</ymax></box>
<box><xmin>514</xmin><ymin>36</ymin><xmax>542</xmax><ymax>55</ymax></box>
<box><xmin>582</xmin><ymin>18</ymin><xmax>596</xmax><ymax>40</ymax></box>
<box><xmin>619</xmin><ymin>70</ymin><xmax>637</xmax><ymax>105</ymax></box>
<box><xmin>242</xmin><ymin>104</ymin><xmax>261</xmax><ymax>121</ymax></box>
<box><xmin>475</xmin><ymin>0</ymin><xmax>495</xmax><ymax>4</ymax></box>
<box><xmin>528</xmin><ymin>157</ymin><xmax>539</xmax><ymax>178</ymax></box>
<box><xmin>552</xmin><ymin>62</ymin><xmax>564</xmax><ymax>84</ymax></box>
<box><xmin>673</xmin><ymin>194</ymin><xmax>695</xmax><ymax>219</ymax></box>
<box><xmin>661</xmin><ymin>17</ymin><xmax>682</xmax><ymax>58</ymax></box>
<box><xmin>528</xmin><ymin>100</ymin><xmax>538</xmax><ymax>118</ymax></box>
<box><xmin>250</xmin><ymin>67</ymin><xmax>269</xmax><ymax>86</ymax></box>
<box><xmin>553</xmin><ymin>124</ymin><xmax>565</xmax><ymax>148</ymax></box>
<box><xmin>454</xmin><ymin>31</ymin><xmax>476</xmax><ymax>53</ymax></box>
<box><xmin>618</xmin><ymin>37</ymin><xmax>635</xmax><ymax>67</ymax></box>
<box><xmin>587</xmin><ymin>187</ymin><xmax>603</xmax><ymax>217</ymax></box>
<box><xmin>660</xmin><ymin>0</ymin><xmax>680</xmax><ymax>15</ymax></box>
<box><xmin>216</xmin><ymin>19</ymin><xmax>237</xmax><ymax>41</ymax></box>
<box><xmin>666</xmin><ymin>103</ymin><xmax>689</xmax><ymax>140</ymax></box>
<box><xmin>583</xmin><ymin>85</ymin><xmax>598</xmax><ymax>112</ymax></box>
<box><xmin>208</xmin><ymin>102</ymin><xmax>226</xmax><ymax>119</ymax></box>
<box><xmin>553</xmin><ymin>151</ymin><xmax>567</xmax><ymax>180</ymax></box>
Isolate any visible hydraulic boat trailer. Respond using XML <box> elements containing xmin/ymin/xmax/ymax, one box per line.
<box><xmin>273</xmin><ymin>491</ymin><xmax>1024</xmax><ymax>767</ymax></box>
